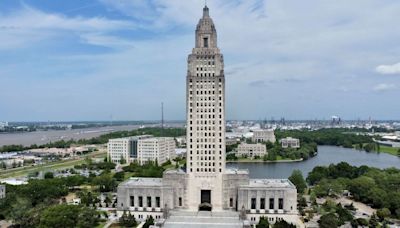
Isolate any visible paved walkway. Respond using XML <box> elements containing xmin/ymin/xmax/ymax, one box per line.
<box><xmin>163</xmin><ymin>211</ymin><xmax>243</xmax><ymax>228</ymax></box>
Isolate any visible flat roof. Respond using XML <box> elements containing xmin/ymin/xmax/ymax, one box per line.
<box><xmin>247</xmin><ymin>179</ymin><xmax>295</xmax><ymax>188</ymax></box>
<box><xmin>225</xmin><ymin>168</ymin><xmax>249</xmax><ymax>175</ymax></box>
<box><xmin>120</xmin><ymin>177</ymin><xmax>163</xmax><ymax>187</ymax></box>
<box><xmin>164</xmin><ymin>169</ymin><xmax>186</xmax><ymax>174</ymax></box>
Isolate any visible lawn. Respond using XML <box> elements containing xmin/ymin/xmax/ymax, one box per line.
<box><xmin>379</xmin><ymin>145</ymin><xmax>400</xmax><ymax>156</ymax></box>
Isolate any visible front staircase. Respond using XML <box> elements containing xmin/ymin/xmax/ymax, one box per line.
<box><xmin>163</xmin><ymin>210</ymin><xmax>244</xmax><ymax>228</ymax></box>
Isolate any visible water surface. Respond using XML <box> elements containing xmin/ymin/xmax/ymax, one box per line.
<box><xmin>227</xmin><ymin>146</ymin><xmax>400</xmax><ymax>178</ymax></box>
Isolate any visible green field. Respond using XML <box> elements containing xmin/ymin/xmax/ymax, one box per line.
<box><xmin>379</xmin><ymin>145</ymin><xmax>400</xmax><ymax>156</ymax></box>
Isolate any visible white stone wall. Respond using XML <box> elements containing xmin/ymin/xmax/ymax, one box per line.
<box><xmin>137</xmin><ymin>137</ymin><xmax>175</xmax><ymax>165</ymax></box>
<box><xmin>237</xmin><ymin>143</ymin><xmax>267</xmax><ymax>158</ymax></box>
<box><xmin>108</xmin><ymin>138</ymin><xmax>131</xmax><ymax>164</ymax></box>
<box><xmin>252</xmin><ymin>130</ymin><xmax>276</xmax><ymax>143</ymax></box>
<box><xmin>280</xmin><ymin>137</ymin><xmax>300</xmax><ymax>148</ymax></box>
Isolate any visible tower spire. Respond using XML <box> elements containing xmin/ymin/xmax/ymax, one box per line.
<box><xmin>203</xmin><ymin>2</ymin><xmax>209</xmax><ymax>17</ymax></box>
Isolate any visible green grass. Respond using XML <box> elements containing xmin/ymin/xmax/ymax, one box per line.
<box><xmin>379</xmin><ymin>145</ymin><xmax>400</xmax><ymax>156</ymax></box>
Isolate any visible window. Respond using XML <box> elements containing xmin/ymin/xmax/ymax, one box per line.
<box><xmin>156</xmin><ymin>197</ymin><xmax>160</xmax><ymax>208</ymax></box>
<box><xmin>279</xmin><ymin>198</ymin><xmax>284</xmax><ymax>210</ymax></box>
<box><xmin>260</xmin><ymin>198</ymin><xmax>265</xmax><ymax>209</ymax></box>
<box><xmin>203</xmin><ymin>37</ymin><xmax>209</xmax><ymax>48</ymax></box>
<box><xmin>130</xmin><ymin>196</ymin><xmax>134</xmax><ymax>207</ymax></box>
<box><xmin>251</xmin><ymin>198</ymin><xmax>256</xmax><ymax>209</ymax></box>
<box><xmin>269</xmin><ymin>198</ymin><xmax>274</xmax><ymax>210</ymax></box>
<box><xmin>229</xmin><ymin>198</ymin><xmax>233</xmax><ymax>207</ymax></box>
<box><xmin>139</xmin><ymin>196</ymin><xmax>143</xmax><ymax>207</ymax></box>
<box><xmin>147</xmin><ymin>196</ymin><xmax>152</xmax><ymax>207</ymax></box>
<box><xmin>179</xmin><ymin>197</ymin><xmax>182</xmax><ymax>206</ymax></box>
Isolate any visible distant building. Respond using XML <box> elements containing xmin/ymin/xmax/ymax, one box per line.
<box><xmin>107</xmin><ymin>135</ymin><xmax>152</xmax><ymax>164</ymax></box>
<box><xmin>237</xmin><ymin>143</ymin><xmax>267</xmax><ymax>158</ymax></box>
<box><xmin>137</xmin><ymin>137</ymin><xmax>176</xmax><ymax>165</ymax></box>
<box><xmin>108</xmin><ymin>136</ymin><xmax>175</xmax><ymax>165</ymax></box>
<box><xmin>226</xmin><ymin>138</ymin><xmax>240</xmax><ymax>146</ymax></box>
<box><xmin>280</xmin><ymin>137</ymin><xmax>300</xmax><ymax>149</ymax></box>
<box><xmin>252</xmin><ymin>129</ymin><xmax>276</xmax><ymax>143</ymax></box>
<box><xmin>0</xmin><ymin>185</ymin><xmax>5</xmax><ymax>199</ymax></box>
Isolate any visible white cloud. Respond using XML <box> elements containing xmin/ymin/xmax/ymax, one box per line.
<box><xmin>376</xmin><ymin>62</ymin><xmax>400</xmax><ymax>75</ymax></box>
<box><xmin>0</xmin><ymin>5</ymin><xmax>133</xmax><ymax>49</ymax></box>
<box><xmin>373</xmin><ymin>83</ymin><xmax>396</xmax><ymax>92</ymax></box>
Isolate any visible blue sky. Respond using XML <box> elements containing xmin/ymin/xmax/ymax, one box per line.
<box><xmin>0</xmin><ymin>0</ymin><xmax>400</xmax><ymax>121</ymax></box>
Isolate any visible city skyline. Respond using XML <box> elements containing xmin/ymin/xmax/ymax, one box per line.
<box><xmin>1</xmin><ymin>0</ymin><xmax>400</xmax><ymax>121</ymax></box>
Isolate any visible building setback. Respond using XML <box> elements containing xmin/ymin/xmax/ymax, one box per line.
<box><xmin>117</xmin><ymin>6</ymin><xmax>300</xmax><ymax>227</ymax></box>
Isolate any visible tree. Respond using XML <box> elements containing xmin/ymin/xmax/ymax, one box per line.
<box><xmin>9</xmin><ymin>197</ymin><xmax>32</xmax><ymax>226</ymax></box>
<box><xmin>369</xmin><ymin>214</ymin><xmax>379</xmax><ymax>227</ymax></box>
<box><xmin>288</xmin><ymin>170</ymin><xmax>307</xmax><ymax>194</ymax></box>
<box><xmin>104</xmin><ymin>194</ymin><xmax>112</xmax><ymax>208</ymax></box>
<box><xmin>119</xmin><ymin>211</ymin><xmax>137</xmax><ymax>227</ymax></box>
<box><xmin>273</xmin><ymin>220</ymin><xmax>296</xmax><ymax>228</ymax></box>
<box><xmin>318</xmin><ymin>213</ymin><xmax>339</xmax><ymax>228</ymax></box>
<box><xmin>39</xmin><ymin>204</ymin><xmax>99</xmax><ymax>228</ymax></box>
<box><xmin>143</xmin><ymin>215</ymin><xmax>154</xmax><ymax>228</ymax></box>
<box><xmin>113</xmin><ymin>171</ymin><xmax>125</xmax><ymax>181</ymax></box>
<box><xmin>44</xmin><ymin>172</ymin><xmax>54</xmax><ymax>179</ymax></box>
<box><xmin>377</xmin><ymin>208</ymin><xmax>391</xmax><ymax>221</ymax></box>
<box><xmin>120</xmin><ymin>155</ymin><xmax>126</xmax><ymax>164</ymax></box>
<box><xmin>256</xmin><ymin>216</ymin><xmax>269</xmax><ymax>228</ymax></box>
<box><xmin>92</xmin><ymin>174</ymin><xmax>116</xmax><ymax>192</ymax></box>
<box><xmin>336</xmin><ymin>203</ymin><xmax>353</xmax><ymax>225</ymax></box>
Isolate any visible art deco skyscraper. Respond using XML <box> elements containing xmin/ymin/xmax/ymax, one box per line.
<box><xmin>186</xmin><ymin>5</ymin><xmax>226</xmax><ymax>210</ymax></box>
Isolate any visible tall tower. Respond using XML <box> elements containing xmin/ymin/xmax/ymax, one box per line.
<box><xmin>186</xmin><ymin>5</ymin><xmax>226</xmax><ymax>211</ymax></box>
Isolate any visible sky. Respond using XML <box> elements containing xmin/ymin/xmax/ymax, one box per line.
<box><xmin>0</xmin><ymin>0</ymin><xmax>400</xmax><ymax>122</ymax></box>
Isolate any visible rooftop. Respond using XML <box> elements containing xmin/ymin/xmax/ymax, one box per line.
<box><xmin>108</xmin><ymin>135</ymin><xmax>153</xmax><ymax>142</ymax></box>
<box><xmin>247</xmin><ymin>179</ymin><xmax>295</xmax><ymax>188</ymax></box>
<box><xmin>120</xmin><ymin>177</ymin><xmax>163</xmax><ymax>187</ymax></box>
<box><xmin>225</xmin><ymin>168</ymin><xmax>249</xmax><ymax>175</ymax></box>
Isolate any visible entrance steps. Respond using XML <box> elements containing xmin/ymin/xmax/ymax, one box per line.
<box><xmin>164</xmin><ymin>210</ymin><xmax>243</xmax><ymax>228</ymax></box>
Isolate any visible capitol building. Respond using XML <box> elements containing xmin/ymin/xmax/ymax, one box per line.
<box><xmin>117</xmin><ymin>6</ymin><xmax>300</xmax><ymax>227</ymax></box>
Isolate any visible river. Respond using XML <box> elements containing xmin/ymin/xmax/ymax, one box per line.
<box><xmin>227</xmin><ymin>146</ymin><xmax>400</xmax><ymax>179</ymax></box>
<box><xmin>0</xmin><ymin>123</ymin><xmax>184</xmax><ymax>147</ymax></box>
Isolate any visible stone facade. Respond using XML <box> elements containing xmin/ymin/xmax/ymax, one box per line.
<box><xmin>280</xmin><ymin>137</ymin><xmax>300</xmax><ymax>148</ymax></box>
<box><xmin>137</xmin><ymin>137</ymin><xmax>176</xmax><ymax>165</ymax></box>
<box><xmin>116</xmin><ymin>6</ymin><xmax>299</xmax><ymax>227</ymax></box>
<box><xmin>237</xmin><ymin>143</ymin><xmax>267</xmax><ymax>158</ymax></box>
<box><xmin>252</xmin><ymin>129</ymin><xmax>276</xmax><ymax>143</ymax></box>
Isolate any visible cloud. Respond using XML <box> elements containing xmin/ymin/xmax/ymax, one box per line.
<box><xmin>373</xmin><ymin>83</ymin><xmax>396</xmax><ymax>92</ymax></box>
<box><xmin>2</xmin><ymin>0</ymin><xmax>400</xmax><ymax>120</ymax></box>
<box><xmin>376</xmin><ymin>62</ymin><xmax>400</xmax><ymax>75</ymax></box>
<box><xmin>0</xmin><ymin>4</ymin><xmax>133</xmax><ymax>49</ymax></box>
